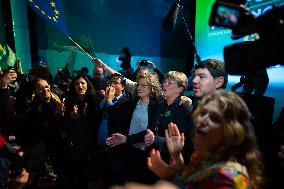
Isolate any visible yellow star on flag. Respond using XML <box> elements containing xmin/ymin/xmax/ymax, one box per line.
<box><xmin>54</xmin><ymin>9</ymin><xmax>59</xmax><ymax>15</ymax></box>
<box><xmin>50</xmin><ymin>1</ymin><xmax>56</xmax><ymax>7</ymax></box>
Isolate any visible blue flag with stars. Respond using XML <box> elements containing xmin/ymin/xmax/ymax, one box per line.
<box><xmin>25</xmin><ymin>0</ymin><xmax>68</xmax><ymax>36</ymax></box>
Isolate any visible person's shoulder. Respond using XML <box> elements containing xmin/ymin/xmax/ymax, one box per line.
<box><xmin>208</xmin><ymin>161</ymin><xmax>253</xmax><ymax>188</ymax></box>
<box><xmin>187</xmin><ymin>161</ymin><xmax>253</xmax><ymax>189</ymax></box>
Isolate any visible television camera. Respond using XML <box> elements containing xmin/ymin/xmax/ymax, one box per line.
<box><xmin>209</xmin><ymin>0</ymin><xmax>284</xmax><ymax>75</ymax></box>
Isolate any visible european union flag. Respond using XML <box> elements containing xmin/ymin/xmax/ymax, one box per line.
<box><xmin>25</xmin><ymin>0</ymin><xmax>68</xmax><ymax>36</ymax></box>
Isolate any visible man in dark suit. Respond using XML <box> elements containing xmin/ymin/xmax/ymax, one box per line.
<box><xmin>92</xmin><ymin>73</ymin><xmax>129</xmax><ymax>188</ymax></box>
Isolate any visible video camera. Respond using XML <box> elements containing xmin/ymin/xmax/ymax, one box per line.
<box><xmin>209</xmin><ymin>0</ymin><xmax>284</xmax><ymax>75</ymax></box>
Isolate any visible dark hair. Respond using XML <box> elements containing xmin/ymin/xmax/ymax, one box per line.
<box><xmin>29</xmin><ymin>65</ymin><xmax>53</xmax><ymax>83</ymax></box>
<box><xmin>110</xmin><ymin>73</ymin><xmax>126</xmax><ymax>86</ymax></box>
<box><xmin>68</xmin><ymin>75</ymin><xmax>95</xmax><ymax>99</ymax></box>
<box><xmin>66</xmin><ymin>75</ymin><xmax>98</xmax><ymax>117</ymax></box>
<box><xmin>191</xmin><ymin>59</ymin><xmax>228</xmax><ymax>89</ymax></box>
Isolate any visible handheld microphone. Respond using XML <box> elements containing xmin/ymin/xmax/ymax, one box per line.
<box><xmin>162</xmin><ymin>0</ymin><xmax>181</xmax><ymax>32</ymax></box>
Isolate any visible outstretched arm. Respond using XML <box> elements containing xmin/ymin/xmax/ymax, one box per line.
<box><xmin>92</xmin><ymin>58</ymin><xmax>118</xmax><ymax>76</ymax></box>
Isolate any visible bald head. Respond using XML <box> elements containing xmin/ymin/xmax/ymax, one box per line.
<box><xmin>93</xmin><ymin>66</ymin><xmax>104</xmax><ymax>79</ymax></box>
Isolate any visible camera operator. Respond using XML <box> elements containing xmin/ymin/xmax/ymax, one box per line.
<box><xmin>231</xmin><ymin>69</ymin><xmax>269</xmax><ymax>96</ymax></box>
<box><xmin>118</xmin><ymin>47</ymin><xmax>134</xmax><ymax>80</ymax></box>
<box><xmin>209</xmin><ymin>0</ymin><xmax>284</xmax><ymax>78</ymax></box>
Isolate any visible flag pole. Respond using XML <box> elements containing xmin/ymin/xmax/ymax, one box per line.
<box><xmin>68</xmin><ymin>36</ymin><xmax>95</xmax><ymax>59</ymax></box>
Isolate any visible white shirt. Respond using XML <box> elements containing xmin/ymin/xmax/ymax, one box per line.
<box><xmin>128</xmin><ymin>99</ymin><xmax>149</xmax><ymax>150</ymax></box>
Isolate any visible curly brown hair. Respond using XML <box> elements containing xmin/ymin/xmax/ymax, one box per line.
<box><xmin>136</xmin><ymin>73</ymin><xmax>163</xmax><ymax>100</ymax></box>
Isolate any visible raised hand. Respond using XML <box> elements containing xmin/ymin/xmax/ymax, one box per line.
<box><xmin>166</xmin><ymin>123</ymin><xmax>185</xmax><ymax>158</ymax></box>
<box><xmin>0</xmin><ymin>69</ymin><xmax>17</xmax><ymax>88</ymax></box>
<box><xmin>105</xmin><ymin>86</ymin><xmax>116</xmax><ymax>103</ymax></box>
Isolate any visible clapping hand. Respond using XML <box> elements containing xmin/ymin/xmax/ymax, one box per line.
<box><xmin>105</xmin><ymin>86</ymin><xmax>116</xmax><ymax>103</ymax></box>
<box><xmin>144</xmin><ymin>129</ymin><xmax>155</xmax><ymax>146</ymax></box>
<box><xmin>147</xmin><ymin>149</ymin><xmax>177</xmax><ymax>179</ymax></box>
<box><xmin>106</xmin><ymin>133</ymin><xmax>127</xmax><ymax>147</ymax></box>
<box><xmin>166</xmin><ymin>122</ymin><xmax>185</xmax><ymax>158</ymax></box>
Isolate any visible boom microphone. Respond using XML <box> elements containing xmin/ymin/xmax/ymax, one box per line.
<box><xmin>162</xmin><ymin>0</ymin><xmax>181</xmax><ymax>32</ymax></box>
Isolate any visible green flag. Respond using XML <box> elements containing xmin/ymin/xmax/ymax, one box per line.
<box><xmin>0</xmin><ymin>44</ymin><xmax>17</xmax><ymax>69</ymax></box>
<box><xmin>6</xmin><ymin>45</ymin><xmax>16</xmax><ymax>67</ymax></box>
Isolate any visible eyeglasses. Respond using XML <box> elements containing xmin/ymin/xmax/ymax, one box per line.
<box><xmin>162</xmin><ymin>80</ymin><xmax>177</xmax><ymax>86</ymax></box>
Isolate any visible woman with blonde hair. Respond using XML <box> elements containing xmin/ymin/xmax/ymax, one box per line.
<box><xmin>148</xmin><ymin>90</ymin><xmax>263</xmax><ymax>189</ymax></box>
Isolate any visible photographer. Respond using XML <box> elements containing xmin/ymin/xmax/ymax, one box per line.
<box><xmin>118</xmin><ymin>47</ymin><xmax>134</xmax><ymax>80</ymax></box>
<box><xmin>134</xmin><ymin>60</ymin><xmax>165</xmax><ymax>83</ymax></box>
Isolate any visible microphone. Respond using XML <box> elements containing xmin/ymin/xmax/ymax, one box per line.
<box><xmin>162</xmin><ymin>0</ymin><xmax>182</xmax><ymax>32</ymax></box>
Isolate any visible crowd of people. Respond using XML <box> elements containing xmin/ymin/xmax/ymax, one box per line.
<box><xmin>0</xmin><ymin>56</ymin><xmax>283</xmax><ymax>189</ymax></box>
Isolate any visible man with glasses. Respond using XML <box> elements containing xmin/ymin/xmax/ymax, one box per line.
<box><xmin>21</xmin><ymin>78</ymin><xmax>63</xmax><ymax>187</ymax></box>
<box><xmin>93</xmin><ymin>73</ymin><xmax>130</xmax><ymax>188</ymax></box>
